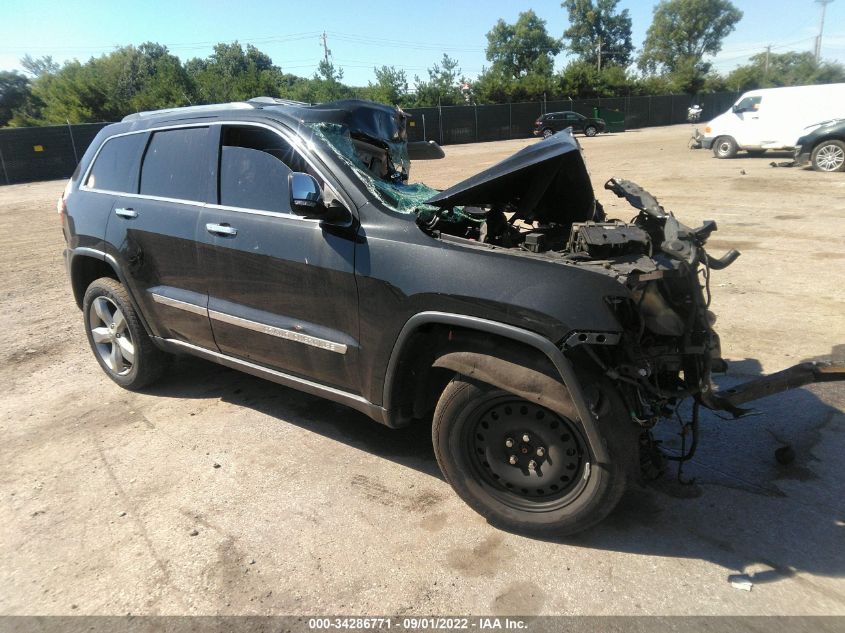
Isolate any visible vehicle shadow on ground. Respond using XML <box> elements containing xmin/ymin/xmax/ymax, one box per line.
<box><xmin>148</xmin><ymin>348</ymin><xmax>844</xmax><ymax>586</ymax></box>
<box><xmin>150</xmin><ymin>354</ymin><xmax>442</xmax><ymax>478</ymax></box>
<box><xmin>569</xmin><ymin>347</ymin><xmax>845</xmax><ymax>587</ymax></box>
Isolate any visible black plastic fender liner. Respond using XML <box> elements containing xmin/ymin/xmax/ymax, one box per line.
<box><xmin>382</xmin><ymin>311</ymin><xmax>611</xmax><ymax>464</ymax></box>
<box><xmin>432</xmin><ymin>351</ymin><xmax>581</xmax><ymax>423</ymax></box>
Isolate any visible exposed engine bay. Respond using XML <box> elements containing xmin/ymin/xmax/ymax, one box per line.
<box><xmin>307</xmin><ymin>102</ymin><xmax>844</xmax><ymax>476</ymax></box>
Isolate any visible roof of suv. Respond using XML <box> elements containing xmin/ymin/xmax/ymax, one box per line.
<box><xmin>114</xmin><ymin>97</ymin><xmax>409</xmax><ymax>145</ymax></box>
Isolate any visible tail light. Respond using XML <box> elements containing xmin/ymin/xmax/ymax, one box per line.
<box><xmin>56</xmin><ymin>196</ymin><xmax>66</xmax><ymax>222</ymax></box>
<box><xmin>57</xmin><ymin>178</ymin><xmax>71</xmax><ymax>223</ymax></box>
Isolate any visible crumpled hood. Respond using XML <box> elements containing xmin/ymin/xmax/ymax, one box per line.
<box><xmin>425</xmin><ymin>130</ymin><xmax>598</xmax><ymax>226</ymax></box>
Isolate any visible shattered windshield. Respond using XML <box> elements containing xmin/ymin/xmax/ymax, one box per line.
<box><xmin>308</xmin><ymin>122</ymin><xmax>478</xmax><ymax>224</ymax></box>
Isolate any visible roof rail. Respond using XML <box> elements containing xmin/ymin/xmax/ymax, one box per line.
<box><xmin>121</xmin><ymin>102</ymin><xmax>255</xmax><ymax>122</ymax></box>
<box><xmin>247</xmin><ymin>96</ymin><xmax>311</xmax><ymax>107</ymax></box>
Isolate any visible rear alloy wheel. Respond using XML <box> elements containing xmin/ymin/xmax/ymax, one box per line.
<box><xmin>713</xmin><ymin>136</ymin><xmax>738</xmax><ymax>159</ymax></box>
<box><xmin>584</xmin><ymin>125</ymin><xmax>598</xmax><ymax>137</ymax></box>
<box><xmin>811</xmin><ymin>140</ymin><xmax>845</xmax><ymax>172</ymax></box>
<box><xmin>542</xmin><ymin>128</ymin><xmax>554</xmax><ymax>139</ymax></box>
<box><xmin>433</xmin><ymin>376</ymin><xmax>634</xmax><ymax>536</ymax></box>
<box><xmin>83</xmin><ymin>277</ymin><xmax>169</xmax><ymax>390</ymax></box>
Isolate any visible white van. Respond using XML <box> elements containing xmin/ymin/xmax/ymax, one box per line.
<box><xmin>700</xmin><ymin>83</ymin><xmax>845</xmax><ymax>158</ymax></box>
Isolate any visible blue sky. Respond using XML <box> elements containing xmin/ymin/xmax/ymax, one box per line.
<box><xmin>2</xmin><ymin>0</ymin><xmax>844</xmax><ymax>84</ymax></box>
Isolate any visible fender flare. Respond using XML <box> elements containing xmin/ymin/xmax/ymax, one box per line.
<box><xmin>68</xmin><ymin>247</ymin><xmax>155</xmax><ymax>337</ymax></box>
<box><xmin>382</xmin><ymin>311</ymin><xmax>610</xmax><ymax>463</ymax></box>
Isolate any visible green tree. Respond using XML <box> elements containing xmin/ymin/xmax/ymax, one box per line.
<box><xmin>0</xmin><ymin>71</ymin><xmax>32</xmax><ymax>126</ymax></box>
<box><xmin>186</xmin><ymin>42</ymin><xmax>287</xmax><ymax>103</ymax></box>
<box><xmin>19</xmin><ymin>44</ymin><xmax>194</xmax><ymax>124</ymax></box>
<box><xmin>366</xmin><ymin>66</ymin><xmax>408</xmax><ymax>106</ymax></box>
<box><xmin>20</xmin><ymin>54</ymin><xmax>59</xmax><ymax>78</ymax></box>
<box><xmin>485</xmin><ymin>10</ymin><xmax>561</xmax><ymax>81</ymax></box>
<box><xmin>639</xmin><ymin>0</ymin><xmax>742</xmax><ymax>93</ymax></box>
<box><xmin>562</xmin><ymin>0</ymin><xmax>633</xmax><ymax>68</ymax></box>
<box><xmin>474</xmin><ymin>11</ymin><xmax>561</xmax><ymax>103</ymax></box>
<box><xmin>558</xmin><ymin>60</ymin><xmax>633</xmax><ymax>97</ymax></box>
<box><xmin>413</xmin><ymin>54</ymin><xmax>466</xmax><ymax>106</ymax></box>
<box><xmin>725</xmin><ymin>51</ymin><xmax>845</xmax><ymax>91</ymax></box>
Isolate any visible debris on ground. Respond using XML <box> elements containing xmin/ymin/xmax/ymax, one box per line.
<box><xmin>189</xmin><ymin>529</ymin><xmax>199</xmax><ymax>536</ymax></box>
<box><xmin>729</xmin><ymin>575</ymin><xmax>754</xmax><ymax>591</ymax></box>
<box><xmin>769</xmin><ymin>160</ymin><xmax>796</xmax><ymax>168</ymax></box>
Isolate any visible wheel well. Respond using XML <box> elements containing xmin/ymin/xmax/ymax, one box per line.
<box><xmin>813</xmin><ymin>137</ymin><xmax>845</xmax><ymax>150</ymax></box>
<box><xmin>385</xmin><ymin>324</ymin><xmax>557</xmax><ymax>428</ymax></box>
<box><xmin>70</xmin><ymin>255</ymin><xmax>118</xmax><ymax>308</ymax></box>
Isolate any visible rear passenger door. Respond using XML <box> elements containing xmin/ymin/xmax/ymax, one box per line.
<box><xmin>197</xmin><ymin>122</ymin><xmax>361</xmax><ymax>392</ymax></box>
<box><xmin>562</xmin><ymin>112</ymin><xmax>583</xmax><ymax>132</ymax></box>
<box><xmin>103</xmin><ymin>125</ymin><xmax>217</xmax><ymax>349</ymax></box>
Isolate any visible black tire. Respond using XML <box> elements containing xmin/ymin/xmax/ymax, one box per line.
<box><xmin>542</xmin><ymin>128</ymin><xmax>554</xmax><ymax>139</ymax></box>
<box><xmin>432</xmin><ymin>375</ymin><xmax>636</xmax><ymax>536</ymax></box>
<box><xmin>746</xmin><ymin>149</ymin><xmax>766</xmax><ymax>157</ymax></box>
<box><xmin>713</xmin><ymin>136</ymin><xmax>738</xmax><ymax>159</ymax></box>
<box><xmin>584</xmin><ymin>125</ymin><xmax>598</xmax><ymax>137</ymax></box>
<box><xmin>810</xmin><ymin>140</ymin><xmax>845</xmax><ymax>172</ymax></box>
<box><xmin>82</xmin><ymin>277</ymin><xmax>169</xmax><ymax>390</ymax></box>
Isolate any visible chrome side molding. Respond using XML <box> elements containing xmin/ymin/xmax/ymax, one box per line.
<box><xmin>151</xmin><ymin>293</ymin><xmax>208</xmax><ymax>317</ymax></box>
<box><xmin>150</xmin><ymin>292</ymin><xmax>347</xmax><ymax>355</ymax></box>
<box><xmin>157</xmin><ymin>337</ymin><xmax>383</xmax><ymax>422</ymax></box>
<box><xmin>208</xmin><ymin>310</ymin><xmax>347</xmax><ymax>354</ymax></box>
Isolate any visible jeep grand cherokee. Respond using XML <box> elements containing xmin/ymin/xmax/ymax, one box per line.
<box><xmin>60</xmin><ymin>98</ymin><xmax>842</xmax><ymax>535</ymax></box>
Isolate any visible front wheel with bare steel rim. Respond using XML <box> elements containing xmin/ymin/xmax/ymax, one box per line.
<box><xmin>432</xmin><ymin>376</ymin><xmax>634</xmax><ymax>535</ymax></box>
<box><xmin>82</xmin><ymin>277</ymin><xmax>169</xmax><ymax>390</ymax></box>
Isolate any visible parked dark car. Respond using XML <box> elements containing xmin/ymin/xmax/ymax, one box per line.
<box><xmin>533</xmin><ymin>111</ymin><xmax>606</xmax><ymax>138</ymax></box>
<box><xmin>794</xmin><ymin>118</ymin><xmax>845</xmax><ymax>172</ymax></box>
<box><xmin>60</xmin><ymin>98</ymin><xmax>839</xmax><ymax>536</ymax></box>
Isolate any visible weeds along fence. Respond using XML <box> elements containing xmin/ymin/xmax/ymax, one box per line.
<box><xmin>0</xmin><ymin>91</ymin><xmax>741</xmax><ymax>186</ymax></box>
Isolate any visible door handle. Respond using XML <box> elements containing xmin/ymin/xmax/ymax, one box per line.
<box><xmin>206</xmin><ymin>223</ymin><xmax>238</xmax><ymax>237</ymax></box>
<box><xmin>115</xmin><ymin>207</ymin><xmax>138</xmax><ymax>218</ymax></box>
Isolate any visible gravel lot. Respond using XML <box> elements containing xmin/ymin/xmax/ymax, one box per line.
<box><xmin>1</xmin><ymin>124</ymin><xmax>843</xmax><ymax>616</ymax></box>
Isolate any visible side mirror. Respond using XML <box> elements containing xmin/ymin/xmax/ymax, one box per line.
<box><xmin>732</xmin><ymin>105</ymin><xmax>742</xmax><ymax>113</ymax></box>
<box><xmin>289</xmin><ymin>172</ymin><xmax>349</xmax><ymax>222</ymax></box>
<box><xmin>290</xmin><ymin>172</ymin><xmax>323</xmax><ymax>211</ymax></box>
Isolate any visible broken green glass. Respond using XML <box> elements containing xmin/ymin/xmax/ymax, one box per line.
<box><xmin>307</xmin><ymin>122</ymin><xmax>482</xmax><ymax>224</ymax></box>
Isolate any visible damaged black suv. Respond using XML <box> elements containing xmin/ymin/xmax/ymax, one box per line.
<box><xmin>60</xmin><ymin>98</ymin><xmax>842</xmax><ymax>535</ymax></box>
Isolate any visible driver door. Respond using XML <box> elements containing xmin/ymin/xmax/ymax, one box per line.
<box><xmin>196</xmin><ymin>122</ymin><xmax>361</xmax><ymax>392</ymax></box>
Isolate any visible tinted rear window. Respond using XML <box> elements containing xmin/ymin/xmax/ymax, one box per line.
<box><xmin>85</xmin><ymin>134</ymin><xmax>146</xmax><ymax>192</ymax></box>
<box><xmin>140</xmin><ymin>127</ymin><xmax>208</xmax><ymax>201</ymax></box>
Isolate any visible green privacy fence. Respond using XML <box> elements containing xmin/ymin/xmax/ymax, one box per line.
<box><xmin>402</xmin><ymin>91</ymin><xmax>741</xmax><ymax>144</ymax></box>
<box><xmin>0</xmin><ymin>122</ymin><xmax>108</xmax><ymax>186</ymax></box>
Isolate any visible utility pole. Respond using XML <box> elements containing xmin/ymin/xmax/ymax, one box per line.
<box><xmin>814</xmin><ymin>0</ymin><xmax>834</xmax><ymax>62</ymax></box>
<box><xmin>764</xmin><ymin>44</ymin><xmax>771</xmax><ymax>79</ymax></box>
<box><xmin>320</xmin><ymin>31</ymin><xmax>330</xmax><ymax>65</ymax></box>
<box><xmin>596</xmin><ymin>37</ymin><xmax>602</xmax><ymax>72</ymax></box>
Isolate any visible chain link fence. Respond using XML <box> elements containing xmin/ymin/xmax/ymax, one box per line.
<box><xmin>0</xmin><ymin>91</ymin><xmax>742</xmax><ymax>186</ymax></box>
